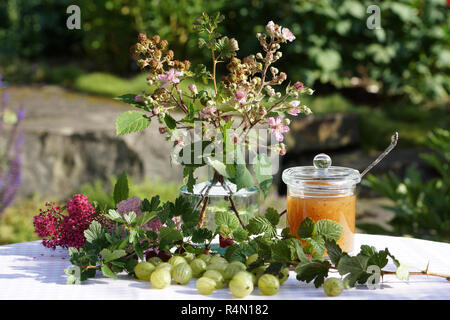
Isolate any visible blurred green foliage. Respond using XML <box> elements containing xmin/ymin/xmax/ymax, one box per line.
<box><xmin>1</xmin><ymin>0</ymin><xmax>448</xmax><ymax>103</ymax></box>
<box><xmin>361</xmin><ymin>128</ymin><xmax>450</xmax><ymax>242</ymax></box>
<box><xmin>220</xmin><ymin>0</ymin><xmax>450</xmax><ymax>104</ymax></box>
<box><xmin>78</xmin><ymin>177</ymin><xmax>181</xmax><ymax>211</ymax></box>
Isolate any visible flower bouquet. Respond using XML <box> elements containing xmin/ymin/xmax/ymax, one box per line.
<box><xmin>114</xmin><ymin>13</ymin><xmax>313</xmax><ymax>230</ymax></box>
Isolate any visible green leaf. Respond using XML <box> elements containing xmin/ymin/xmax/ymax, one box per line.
<box><xmin>338</xmin><ymin>254</ymin><xmax>369</xmax><ymax>276</ymax></box>
<box><xmin>105</xmin><ymin>209</ymin><xmax>124</xmax><ymax>223</ymax></box>
<box><xmin>232</xmin><ymin>228</ymin><xmax>249</xmax><ymax>242</ymax></box>
<box><xmin>113</xmin><ymin>172</ymin><xmax>129</xmax><ymax>205</ymax></box>
<box><xmin>141</xmin><ymin>196</ymin><xmax>160</xmax><ymax>212</ymax></box>
<box><xmin>207</xmin><ymin>159</ymin><xmax>231</xmax><ymax>179</ymax></box>
<box><xmin>116</xmin><ymin>110</ymin><xmax>151</xmax><ymax>136</ymax></box>
<box><xmin>254</xmin><ymin>154</ymin><xmax>273</xmax><ymax>197</ymax></box>
<box><xmin>295</xmin><ymin>260</ymin><xmax>331</xmax><ymax>288</ymax></box>
<box><xmin>316</xmin><ymin>219</ymin><xmax>344</xmax><ymax>242</ymax></box>
<box><xmin>84</xmin><ymin>221</ymin><xmax>104</xmax><ymax>243</ymax></box>
<box><xmin>265</xmin><ymin>262</ymin><xmax>284</xmax><ymax>278</ymax></box>
<box><xmin>265</xmin><ymin>208</ymin><xmax>279</xmax><ymax>226</ymax></box>
<box><xmin>134</xmin><ymin>211</ymin><xmax>158</xmax><ymax>227</ymax></box>
<box><xmin>100</xmin><ymin>249</ymin><xmax>127</xmax><ymax>262</ymax></box>
<box><xmin>305</xmin><ymin>235</ymin><xmax>326</xmax><ymax>256</ymax></box>
<box><xmin>215</xmin><ymin>36</ymin><xmax>238</xmax><ymax>58</ymax></box>
<box><xmin>271</xmin><ymin>240</ymin><xmax>294</xmax><ymax>263</ymax></box>
<box><xmin>324</xmin><ymin>239</ymin><xmax>344</xmax><ymax>267</ymax></box>
<box><xmin>386</xmin><ymin>248</ymin><xmax>401</xmax><ymax>268</ymax></box>
<box><xmin>281</xmin><ymin>227</ymin><xmax>291</xmax><ymax>238</ymax></box>
<box><xmin>125</xmin><ymin>258</ymin><xmax>138</xmax><ymax>274</ymax></box>
<box><xmin>360</xmin><ymin>245</ymin><xmax>389</xmax><ymax>269</ymax></box>
<box><xmin>123</xmin><ymin>212</ymin><xmax>137</xmax><ymax>225</ymax></box>
<box><xmin>101</xmin><ymin>263</ymin><xmax>117</xmax><ymax>279</ymax></box>
<box><xmin>183</xmin><ymin>167</ymin><xmax>196</xmax><ymax>193</ymax></box>
<box><xmin>291</xmin><ymin>238</ymin><xmax>311</xmax><ymax>263</ymax></box>
<box><xmin>297</xmin><ymin>217</ymin><xmax>316</xmax><ymax>238</ymax></box>
<box><xmin>337</xmin><ymin>254</ymin><xmax>370</xmax><ymax>287</ymax></box>
<box><xmin>247</xmin><ymin>216</ymin><xmax>276</xmax><ymax>237</ymax></box>
<box><xmin>192</xmin><ymin>228</ymin><xmax>213</xmax><ymax>243</ymax></box>
<box><xmin>215</xmin><ymin>210</ymin><xmax>240</xmax><ymax>231</ymax></box>
<box><xmin>235</xmin><ymin>163</ymin><xmax>255</xmax><ymax>190</ymax></box>
<box><xmin>164</xmin><ymin>114</ymin><xmax>177</xmax><ymax>130</ymax></box>
<box><xmin>114</xmin><ymin>94</ymin><xmax>151</xmax><ymax>112</ymax></box>
<box><xmin>224</xmin><ymin>244</ymin><xmax>246</xmax><ymax>263</ymax></box>
<box><xmin>159</xmin><ymin>227</ymin><xmax>183</xmax><ymax>248</ymax></box>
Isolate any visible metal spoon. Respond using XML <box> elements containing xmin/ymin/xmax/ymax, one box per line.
<box><xmin>360</xmin><ymin>132</ymin><xmax>399</xmax><ymax>179</ymax></box>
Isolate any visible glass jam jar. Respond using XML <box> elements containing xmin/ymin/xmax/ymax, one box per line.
<box><xmin>282</xmin><ymin>153</ymin><xmax>361</xmax><ymax>252</ymax></box>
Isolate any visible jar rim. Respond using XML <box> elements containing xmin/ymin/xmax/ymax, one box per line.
<box><xmin>282</xmin><ymin>165</ymin><xmax>361</xmax><ymax>190</ymax></box>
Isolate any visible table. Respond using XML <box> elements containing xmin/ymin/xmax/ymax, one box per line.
<box><xmin>1</xmin><ymin>234</ymin><xmax>449</xmax><ymax>300</ymax></box>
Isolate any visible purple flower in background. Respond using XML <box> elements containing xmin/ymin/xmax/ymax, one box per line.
<box><xmin>117</xmin><ymin>196</ymin><xmax>142</xmax><ymax>215</ymax></box>
<box><xmin>0</xmin><ymin>77</ymin><xmax>25</xmax><ymax>215</ymax></box>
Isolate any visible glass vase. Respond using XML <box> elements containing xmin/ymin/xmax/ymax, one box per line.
<box><xmin>179</xmin><ymin>167</ymin><xmax>259</xmax><ymax>231</ymax></box>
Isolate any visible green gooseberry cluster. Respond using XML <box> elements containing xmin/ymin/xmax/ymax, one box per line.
<box><xmin>134</xmin><ymin>252</ymin><xmax>292</xmax><ymax>298</ymax></box>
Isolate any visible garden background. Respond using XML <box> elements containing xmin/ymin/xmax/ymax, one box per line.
<box><xmin>0</xmin><ymin>0</ymin><xmax>448</xmax><ymax>244</ymax></box>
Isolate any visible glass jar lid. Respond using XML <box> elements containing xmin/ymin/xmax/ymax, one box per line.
<box><xmin>282</xmin><ymin>153</ymin><xmax>361</xmax><ymax>190</ymax></box>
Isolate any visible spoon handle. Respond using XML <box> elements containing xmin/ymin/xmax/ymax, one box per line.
<box><xmin>360</xmin><ymin>132</ymin><xmax>399</xmax><ymax>179</ymax></box>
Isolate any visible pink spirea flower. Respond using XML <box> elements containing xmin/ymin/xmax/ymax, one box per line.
<box><xmin>268</xmin><ymin>116</ymin><xmax>290</xmax><ymax>142</ymax></box>
<box><xmin>234</xmin><ymin>89</ymin><xmax>247</xmax><ymax>104</ymax></box>
<box><xmin>134</xmin><ymin>94</ymin><xmax>143</xmax><ymax>103</ymax></box>
<box><xmin>158</xmin><ymin>68</ymin><xmax>183</xmax><ymax>88</ymax></box>
<box><xmin>34</xmin><ymin>194</ymin><xmax>96</xmax><ymax>250</ymax></box>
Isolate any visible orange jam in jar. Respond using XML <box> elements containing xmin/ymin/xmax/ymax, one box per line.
<box><xmin>282</xmin><ymin>154</ymin><xmax>361</xmax><ymax>253</ymax></box>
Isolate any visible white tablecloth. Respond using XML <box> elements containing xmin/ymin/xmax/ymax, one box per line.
<box><xmin>1</xmin><ymin>234</ymin><xmax>449</xmax><ymax>300</ymax></box>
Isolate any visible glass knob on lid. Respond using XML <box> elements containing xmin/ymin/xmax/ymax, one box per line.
<box><xmin>313</xmin><ymin>153</ymin><xmax>332</xmax><ymax>169</ymax></box>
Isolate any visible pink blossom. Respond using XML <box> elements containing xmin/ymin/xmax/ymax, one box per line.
<box><xmin>294</xmin><ymin>81</ymin><xmax>304</xmax><ymax>91</ymax></box>
<box><xmin>279</xmin><ymin>148</ymin><xmax>287</xmax><ymax>156</ymax></box>
<box><xmin>266</xmin><ymin>21</ymin><xmax>276</xmax><ymax>36</ymax></box>
<box><xmin>134</xmin><ymin>94</ymin><xmax>143</xmax><ymax>103</ymax></box>
<box><xmin>289</xmin><ymin>100</ymin><xmax>300</xmax><ymax>107</ymax></box>
<box><xmin>234</xmin><ymin>89</ymin><xmax>247</xmax><ymax>104</ymax></box>
<box><xmin>188</xmin><ymin>84</ymin><xmax>198</xmax><ymax>95</ymax></box>
<box><xmin>287</xmin><ymin>100</ymin><xmax>301</xmax><ymax>115</ymax></box>
<box><xmin>199</xmin><ymin>106</ymin><xmax>217</xmax><ymax>118</ymax></box>
<box><xmin>281</xmin><ymin>27</ymin><xmax>296</xmax><ymax>42</ymax></box>
<box><xmin>268</xmin><ymin>116</ymin><xmax>290</xmax><ymax>142</ymax></box>
<box><xmin>159</xmin><ymin>127</ymin><xmax>166</xmax><ymax>134</ymax></box>
<box><xmin>158</xmin><ymin>68</ymin><xmax>184</xmax><ymax>88</ymax></box>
